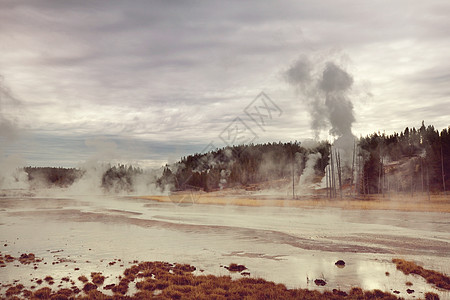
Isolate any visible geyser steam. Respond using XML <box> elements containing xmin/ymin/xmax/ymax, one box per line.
<box><xmin>0</xmin><ymin>76</ymin><xmax>28</xmax><ymax>190</ymax></box>
<box><xmin>285</xmin><ymin>56</ymin><xmax>356</xmax><ymax>169</ymax></box>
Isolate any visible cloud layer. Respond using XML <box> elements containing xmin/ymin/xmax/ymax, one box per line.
<box><xmin>1</xmin><ymin>0</ymin><xmax>449</xmax><ymax>167</ymax></box>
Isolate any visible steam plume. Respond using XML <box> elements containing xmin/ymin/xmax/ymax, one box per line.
<box><xmin>0</xmin><ymin>76</ymin><xmax>28</xmax><ymax>190</ymax></box>
<box><xmin>0</xmin><ymin>75</ymin><xmax>21</xmax><ymax>141</ymax></box>
<box><xmin>285</xmin><ymin>55</ymin><xmax>356</xmax><ymax>167</ymax></box>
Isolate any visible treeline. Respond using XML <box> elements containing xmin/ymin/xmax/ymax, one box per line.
<box><xmin>157</xmin><ymin>142</ymin><xmax>330</xmax><ymax>192</ymax></box>
<box><xmin>101</xmin><ymin>164</ymin><xmax>144</xmax><ymax>193</ymax></box>
<box><xmin>24</xmin><ymin>167</ymin><xmax>84</xmax><ymax>188</ymax></box>
<box><xmin>24</xmin><ymin>165</ymin><xmax>145</xmax><ymax>192</ymax></box>
<box><xmin>21</xmin><ymin>122</ymin><xmax>449</xmax><ymax>196</ymax></box>
<box><xmin>359</xmin><ymin>122</ymin><xmax>450</xmax><ymax>194</ymax></box>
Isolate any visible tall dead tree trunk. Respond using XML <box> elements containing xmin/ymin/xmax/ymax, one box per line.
<box><xmin>291</xmin><ymin>151</ymin><xmax>295</xmax><ymax>200</ymax></box>
<box><xmin>326</xmin><ymin>165</ymin><xmax>329</xmax><ymax>199</ymax></box>
<box><xmin>411</xmin><ymin>163</ymin><xmax>414</xmax><ymax>198</ymax></box>
<box><xmin>441</xmin><ymin>143</ymin><xmax>446</xmax><ymax>194</ymax></box>
<box><xmin>351</xmin><ymin>140</ymin><xmax>355</xmax><ymax>191</ymax></box>
<box><xmin>427</xmin><ymin>164</ymin><xmax>430</xmax><ymax>201</ymax></box>
<box><xmin>330</xmin><ymin>146</ymin><xmax>335</xmax><ymax>198</ymax></box>
<box><xmin>355</xmin><ymin>148</ymin><xmax>361</xmax><ymax>196</ymax></box>
<box><xmin>336</xmin><ymin>149</ymin><xmax>342</xmax><ymax>199</ymax></box>
<box><xmin>378</xmin><ymin>144</ymin><xmax>382</xmax><ymax>195</ymax></box>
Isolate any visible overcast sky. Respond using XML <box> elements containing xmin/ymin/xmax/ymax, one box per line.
<box><xmin>1</xmin><ymin>0</ymin><xmax>449</xmax><ymax>168</ymax></box>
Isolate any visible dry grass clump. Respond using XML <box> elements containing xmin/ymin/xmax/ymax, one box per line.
<box><xmin>32</xmin><ymin>287</ymin><xmax>52</xmax><ymax>299</ymax></box>
<box><xmin>78</xmin><ymin>275</ymin><xmax>89</xmax><ymax>283</ymax></box>
<box><xmin>90</xmin><ymin>272</ymin><xmax>105</xmax><ymax>285</ymax></box>
<box><xmin>0</xmin><ymin>252</ymin><xmax>42</xmax><ymax>267</ymax></box>
<box><xmin>82</xmin><ymin>282</ymin><xmax>97</xmax><ymax>293</ymax></box>
<box><xmin>393</xmin><ymin>258</ymin><xmax>450</xmax><ymax>290</ymax></box>
<box><xmin>44</xmin><ymin>276</ymin><xmax>54</xmax><ymax>285</ymax></box>
<box><xmin>5</xmin><ymin>284</ymin><xmax>24</xmax><ymax>296</ymax></box>
<box><xmin>425</xmin><ymin>292</ymin><xmax>441</xmax><ymax>300</ymax></box>
<box><xmin>18</xmin><ymin>253</ymin><xmax>42</xmax><ymax>264</ymax></box>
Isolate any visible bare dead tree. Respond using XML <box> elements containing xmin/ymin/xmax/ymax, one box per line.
<box><xmin>326</xmin><ymin>165</ymin><xmax>329</xmax><ymax>199</ymax></box>
<box><xmin>351</xmin><ymin>139</ymin><xmax>355</xmax><ymax>189</ymax></box>
<box><xmin>378</xmin><ymin>144</ymin><xmax>382</xmax><ymax>195</ymax></box>
<box><xmin>427</xmin><ymin>163</ymin><xmax>430</xmax><ymax>201</ymax></box>
<box><xmin>441</xmin><ymin>142</ymin><xmax>446</xmax><ymax>194</ymax></box>
<box><xmin>355</xmin><ymin>146</ymin><xmax>360</xmax><ymax>196</ymax></box>
<box><xmin>330</xmin><ymin>146</ymin><xmax>336</xmax><ymax>198</ymax></box>
<box><xmin>411</xmin><ymin>162</ymin><xmax>414</xmax><ymax>198</ymax></box>
<box><xmin>421</xmin><ymin>158</ymin><xmax>424</xmax><ymax>194</ymax></box>
<box><xmin>291</xmin><ymin>151</ymin><xmax>295</xmax><ymax>200</ymax></box>
<box><xmin>336</xmin><ymin>149</ymin><xmax>342</xmax><ymax>199</ymax></box>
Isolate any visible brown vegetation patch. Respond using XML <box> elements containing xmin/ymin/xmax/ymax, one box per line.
<box><xmin>44</xmin><ymin>276</ymin><xmax>54</xmax><ymax>285</ymax></box>
<box><xmin>82</xmin><ymin>282</ymin><xmax>98</xmax><ymax>293</ymax></box>
<box><xmin>393</xmin><ymin>258</ymin><xmax>450</xmax><ymax>290</ymax></box>
<box><xmin>90</xmin><ymin>272</ymin><xmax>105</xmax><ymax>285</ymax></box>
<box><xmin>78</xmin><ymin>275</ymin><xmax>89</xmax><ymax>283</ymax></box>
<box><xmin>54</xmin><ymin>288</ymin><xmax>73</xmax><ymax>298</ymax></box>
<box><xmin>425</xmin><ymin>292</ymin><xmax>441</xmax><ymax>300</ymax></box>
<box><xmin>33</xmin><ymin>287</ymin><xmax>52</xmax><ymax>299</ymax></box>
<box><xmin>5</xmin><ymin>284</ymin><xmax>24</xmax><ymax>296</ymax></box>
<box><xmin>332</xmin><ymin>289</ymin><xmax>348</xmax><ymax>296</ymax></box>
<box><xmin>103</xmin><ymin>284</ymin><xmax>115</xmax><ymax>290</ymax></box>
<box><xmin>0</xmin><ymin>252</ymin><xmax>42</xmax><ymax>266</ymax></box>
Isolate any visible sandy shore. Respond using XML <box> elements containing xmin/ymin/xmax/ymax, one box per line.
<box><xmin>137</xmin><ymin>191</ymin><xmax>450</xmax><ymax>213</ymax></box>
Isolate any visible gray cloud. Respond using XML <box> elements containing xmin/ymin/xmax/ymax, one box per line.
<box><xmin>0</xmin><ymin>0</ymin><xmax>449</xmax><ymax>167</ymax></box>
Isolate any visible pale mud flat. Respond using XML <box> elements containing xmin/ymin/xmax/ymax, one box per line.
<box><xmin>0</xmin><ymin>193</ymin><xmax>449</xmax><ymax>299</ymax></box>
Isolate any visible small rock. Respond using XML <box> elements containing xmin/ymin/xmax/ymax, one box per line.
<box><xmin>406</xmin><ymin>289</ymin><xmax>414</xmax><ymax>294</ymax></box>
<box><xmin>335</xmin><ymin>260</ymin><xmax>345</xmax><ymax>268</ymax></box>
<box><xmin>314</xmin><ymin>279</ymin><xmax>327</xmax><ymax>286</ymax></box>
<box><xmin>225</xmin><ymin>263</ymin><xmax>247</xmax><ymax>272</ymax></box>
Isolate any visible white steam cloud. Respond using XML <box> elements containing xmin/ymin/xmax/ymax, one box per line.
<box><xmin>285</xmin><ymin>55</ymin><xmax>357</xmax><ymax>171</ymax></box>
<box><xmin>0</xmin><ymin>76</ymin><xmax>28</xmax><ymax>190</ymax></box>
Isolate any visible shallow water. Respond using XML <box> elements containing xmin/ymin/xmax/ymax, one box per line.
<box><xmin>1</xmin><ymin>194</ymin><xmax>449</xmax><ymax>299</ymax></box>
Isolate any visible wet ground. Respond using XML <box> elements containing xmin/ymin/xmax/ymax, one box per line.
<box><xmin>1</xmin><ymin>194</ymin><xmax>449</xmax><ymax>299</ymax></box>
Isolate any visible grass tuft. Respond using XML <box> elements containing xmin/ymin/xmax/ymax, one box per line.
<box><xmin>393</xmin><ymin>258</ymin><xmax>450</xmax><ymax>290</ymax></box>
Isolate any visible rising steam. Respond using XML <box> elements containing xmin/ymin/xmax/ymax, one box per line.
<box><xmin>285</xmin><ymin>55</ymin><xmax>357</xmax><ymax>170</ymax></box>
<box><xmin>0</xmin><ymin>76</ymin><xmax>28</xmax><ymax>190</ymax></box>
